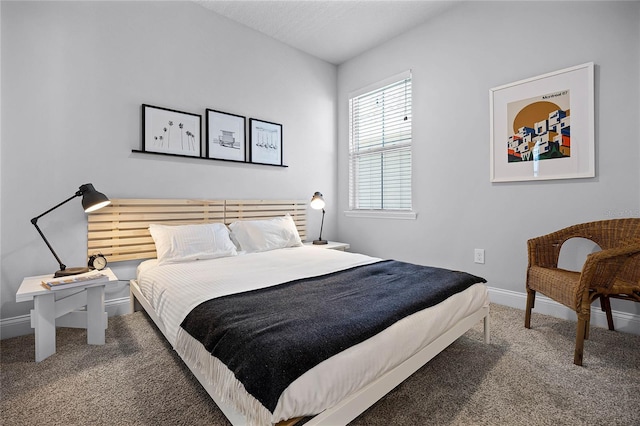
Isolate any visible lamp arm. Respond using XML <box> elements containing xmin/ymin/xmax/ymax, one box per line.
<box><xmin>31</xmin><ymin>192</ymin><xmax>81</xmax><ymax>222</ymax></box>
<box><xmin>30</xmin><ymin>192</ymin><xmax>81</xmax><ymax>271</ymax></box>
<box><xmin>31</xmin><ymin>220</ymin><xmax>66</xmax><ymax>270</ymax></box>
<box><xmin>318</xmin><ymin>208</ymin><xmax>325</xmax><ymax>241</ymax></box>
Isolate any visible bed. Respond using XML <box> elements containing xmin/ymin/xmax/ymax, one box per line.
<box><xmin>88</xmin><ymin>199</ymin><xmax>490</xmax><ymax>426</ymax></box>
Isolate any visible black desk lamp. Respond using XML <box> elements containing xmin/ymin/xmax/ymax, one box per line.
<box><xmin>310</xmin><ymin>191</ymin><xmax>327</xmax><ymax>245</ymax></box>
<box><xmin>31</xmin><ymin>183</ymin><xmax>111</xmax><ymax>277</ymax></box>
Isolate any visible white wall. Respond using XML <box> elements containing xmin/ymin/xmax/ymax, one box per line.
<box><xmin>0</xmin><ymin>1</ymin><xmax>337</xmax><ymax>326</ymax></box>
<box><xmin>337</xmin><ymin>2</ymin><xmax>640</xmax><ymax>317</ymax></box>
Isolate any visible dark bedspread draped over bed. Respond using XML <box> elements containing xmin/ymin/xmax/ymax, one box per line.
<box><xmin>180</xmin><ymin>260</ymin><xmax>486</xmax><ymax>413</ymax></box>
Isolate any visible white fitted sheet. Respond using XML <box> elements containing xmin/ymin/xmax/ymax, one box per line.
<box><xmin>136</xmin><ymin>246</ymin><xmax>489</xmax><ymax>424</ymax></box>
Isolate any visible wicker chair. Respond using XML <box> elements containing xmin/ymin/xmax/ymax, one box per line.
<box><xmin>524</xmin><ymin>218</ymin><xmax>640</xmax><ymax>366</ymax></box>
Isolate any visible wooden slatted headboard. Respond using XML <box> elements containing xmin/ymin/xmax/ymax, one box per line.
<box><xmin>87</xmin><ymin>199</ymin><xmax>307</xmax><ymax>262</ymax></box>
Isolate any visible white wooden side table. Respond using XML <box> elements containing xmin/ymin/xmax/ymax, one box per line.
<box><xmin>304</xmin><ymin>241</ymin><xmax>350</xmax><ymax>251</ymax></box>
<box><xmin>16</xmin><ymin>268</ymin><xmax>118</xmax><ymax>362</ymax></box>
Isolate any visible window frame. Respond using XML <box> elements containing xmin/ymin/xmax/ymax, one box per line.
<box><xmin>346</xmin><ymin>70</ymin><xmax>416</xmax><ymax>220</ymax></box>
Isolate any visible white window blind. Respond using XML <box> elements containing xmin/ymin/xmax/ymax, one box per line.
<box><xmin>349</xmin><ymin>71</ymin><xmax>412</xmax><ymax>212</ymax></box>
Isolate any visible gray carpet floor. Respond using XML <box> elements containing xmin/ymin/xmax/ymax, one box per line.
<box><xmin>1</xmin><ymin>304</ymin><xmax>639</xmax><ymax>425</ymax></box>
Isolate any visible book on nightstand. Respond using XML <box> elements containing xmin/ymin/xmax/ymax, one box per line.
<box><xmin>41</xmin><ymin>271</ymin><xmax>110</xmax><ymax>290</ymax></box>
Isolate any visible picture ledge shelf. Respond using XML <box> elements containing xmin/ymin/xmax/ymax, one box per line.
<box><xmin>131</xmin><ymin>150</ymin><xmax>288</xmax><ymax>167</ymax></box>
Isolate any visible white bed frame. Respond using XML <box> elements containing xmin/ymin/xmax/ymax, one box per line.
<box><xmin>89</xmin><ymin>198</ymin><xmax>490</xmax><ymax>426</ymax></box>
<box><xmin>130</xmin><ymin>280</ymin><xmax>489</xmax><ymax>425</ymax></box>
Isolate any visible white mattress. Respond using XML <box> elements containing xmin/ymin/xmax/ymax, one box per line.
<box><xmin>136</xmin><ymin>246</ymin><xmax>489</xmax><ymax>425</ymax></box>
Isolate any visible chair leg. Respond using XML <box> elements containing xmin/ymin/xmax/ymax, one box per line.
<box><xmin>600</xmin><ymin>295</ymin><xmax>615</xmax><ymax>331</ymax></box>
<box><xmin>574</xmin><ymin>314</ymin><xmax>590</xmax><ymax>366</ymax></box>
<box><xmin>525</xmin><ymin>289</ymin><xmax>535</xmax><ymax>329</ymax></box>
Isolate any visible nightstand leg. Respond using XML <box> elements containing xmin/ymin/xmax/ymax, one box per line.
<box><xmin>32</xmin><ymin>293</ymin><xmax>56</xmax><ymax>362</ymax></box>
<box><xmin>86</xmin><ymin>285</ymin><xmax>106</xmax><ymax>345</ymax></box>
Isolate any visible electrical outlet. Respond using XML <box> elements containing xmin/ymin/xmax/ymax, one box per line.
<box><xmin>474</xmin><ymin>249</ymin><xmax>485</xmax><ymax>264</ymax></box>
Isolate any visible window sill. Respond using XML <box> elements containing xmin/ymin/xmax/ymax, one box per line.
<box><xmin>344</xmin><ymin>210</ymin><xmax>417</xmax><ymax>220</ymax></box>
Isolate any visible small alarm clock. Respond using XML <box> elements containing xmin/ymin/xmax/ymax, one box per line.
<box><xmin>88</xmin><ymin>253</ymin><xmax>108</xmax><ymax>270</ymax></box>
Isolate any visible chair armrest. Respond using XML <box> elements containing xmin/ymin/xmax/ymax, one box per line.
<box><xmin>587</xmin><ymin>242</ymin><xmax>640</xmax><ymax>262</ymax></box>
<box><xmin>579</xmin><ymin>242</ymin><xmax>640</xmax><ymax>295</ymax></box>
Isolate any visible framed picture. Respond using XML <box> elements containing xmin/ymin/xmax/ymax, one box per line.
<box><xmin>249</xmin><ymin>118</ymin><xmax>283</xmax><ymax>166</ymax></box>
<box><xmin>142</xmin><ymin>104</ymin><xmax>201</xmax><ymax>157</ymax></box>
<box><xmin>205</xmin><ymin>109</ymin><xmax>246</xmax><ymax>162</ymax></box>
<box><xmin>489</xmin><ymin>62</ymin><xmax>594</xmax><ymax>182</ymax></box>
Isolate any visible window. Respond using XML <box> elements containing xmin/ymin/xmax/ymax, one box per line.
<box><xmin>348</xmin><ymin>71</ymin><xmax>414</xmax><ymax>218</ymax></box>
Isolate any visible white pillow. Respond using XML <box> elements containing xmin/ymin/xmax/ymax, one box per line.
<box><xmin>149</xmin><ymin>222</ymin><xmax>237</xmax><ymax>265</ymax></box>
<box><xmin>229</xmin><ymin>214</ymin><xmax>302</xmax><ymax>253</ymax></box>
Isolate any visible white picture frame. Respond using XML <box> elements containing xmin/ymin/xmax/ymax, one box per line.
<box><xmin>489</xmin><ymin>62</ymin><xmax>595</xmax><ymax>182</ymax></box>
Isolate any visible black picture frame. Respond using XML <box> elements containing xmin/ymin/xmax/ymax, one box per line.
<box><xmin>206</xmin><ymin>109</ymin><xmax>246</xmax><ymax>162</ymax></box>
<box><xmin>142</xmin><ymin>104</ymin><xmax>201</xmax><ymax>157</ymax></box>
<box><xmin>249</xmin><ymin>118</ymin><xmax>283</xmax><ymax>166</ymax></box>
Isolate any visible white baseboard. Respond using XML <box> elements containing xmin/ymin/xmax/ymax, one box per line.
<box><xmin>487</xmin><ymin>286</ymin><xmax>640</xmax><ymax>336</ymax></box>
<box><xmin>2</xmin><ymin>290</ymin><xmax>638</xmax><ymax>339</ymax></box>
<box><xmin>0</xmin><ymin>297</ymin><xmax>131</xmax><ymax>340</ymax></box>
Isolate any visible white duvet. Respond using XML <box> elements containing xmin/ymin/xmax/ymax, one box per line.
<box><xmin>136</xmin><ymin>246</ymin><xmax>489</xmax><ymax>425</ymax></box>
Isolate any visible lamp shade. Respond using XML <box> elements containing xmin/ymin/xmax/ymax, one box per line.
<box><xmin>310</xmin><ymin>192</ymin><xmax>325</xmax><ymax>210</ymax></box>
<box><xmin>79</xmin><ymin>183</ymin><xmax>111</xmax><ymax>213</ymax></box>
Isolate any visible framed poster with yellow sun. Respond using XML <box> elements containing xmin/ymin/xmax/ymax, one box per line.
<box><xmin>489</xmin><ymin>63</ymin><xmax>594</xmax><ymax>182</ymax></box>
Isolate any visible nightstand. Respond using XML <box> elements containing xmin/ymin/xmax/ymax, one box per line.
<box><xmin>304</xmin><ymin>241</ymin><xmax>350</xmax><ymax>251</ymax></box>
<box><xmin>16</xmin><ymin>268</ymin><xmax>118</xmax><ymax>362</ymax></box>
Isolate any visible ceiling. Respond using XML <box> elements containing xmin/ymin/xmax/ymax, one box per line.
<box><xmin>196</xmin><ymin>1</ymin><xmax>460</xmax><ymax>65</ymax></box>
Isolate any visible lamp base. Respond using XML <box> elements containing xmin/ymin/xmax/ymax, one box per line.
<box><xmin>313</xmin><ymin>239</ymin><xmax>328</xmax><ymax>245</ymax></box>
<box><xmin>54</xmin><ymin>267</ymin><xmax>90</xmax><ymax>278</ymax></box>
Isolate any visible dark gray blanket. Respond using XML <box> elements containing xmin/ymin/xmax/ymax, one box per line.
<box><xmin>180</xmin><ymin>260</ymin><xmax>485</xmax><ymax>412</ymax></box>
